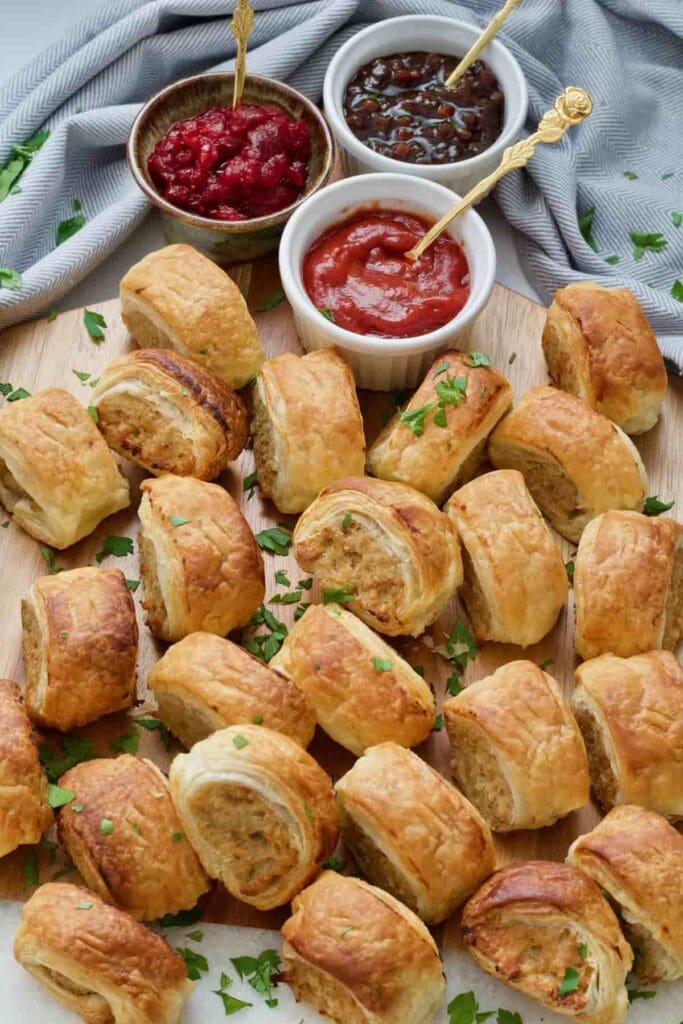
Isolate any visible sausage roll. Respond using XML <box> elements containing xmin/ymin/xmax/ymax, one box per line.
<box><xmin>138</xmin><ymin>474</ymin><xmax>265</xmax><ymax>642</ymax></box>
<box><xmin>281</xmin><ymin>871</ymin><xmax>446</xmax><ymax>1024</ymax></box>
<box><xmin>462</xmin><ymin>861</ymin><xmax>632</xmax><ymax>1024</ymax></box>
<box><xmin>148</xmin><ymin>631</ymin><xmax>316</xmax><ymax>749</ymax></box>
<box><xmin>22</xmin><ymin>567</ymin><xmax>138</xmax><ymax>731</ymax></box>
<box><xmin>542</xmin><ymin>282</ymin><xmax>668</xmax><ymax>435</ymax></box>
<box><xmin>488</xmin><ymin>385</ymin><xmax>648</xmax><ymax>542</ymax></box>
<box><xmin>572</xmin><ymin>650</ymin><xmax>683</xmax><ymax>818</ymax></box>
<box><xmin>368</xmin><ymin>351</ymin><xmax>512</xmax><ymax>503</ymax></box>
<box><xmin>443</xmin><ymin>661</ymin><xmax>589</xmax><ymax>831</ymax></box>
<box><xmin>169</xmin><ymin>725</ymin><xmax>338</xmax><ymax>910</ymax></box>
<box><xmin>0</xmin><ymin>679</ymin><xmax>52</xmax><ymax>857</ymax></box>
<box><xmin>444</xmin><ymin>469</ymin><xmax>568</xmax><ymax>646</ymax></box>
<box><xmin>14</xmin><ymin>882</ymin><xmax>193</xmax><ymax>1024</ymax></box>
<box><xmin>567</xmin><ymin>805</ymin><xmax>683</xmax><ymax>983</ymax></box>
<box><xmin>120</xmin><ymin>243</ymin><xmax>263</xmax><ymax>389</ymax></box>
<box><xmin>57</xmin><ymin>755</ymin><xmax>209</xmax><ymax>921</ymax></box>
<box><xmin>92</xmin><ymin>348</ymin><xmax>248</xmax><ymax>480</ymax></box>
<box><xmin>335</xmin><ymin>743</ymin><xmax>495</xmax><ymax>924</ymax></box>
<box><xmin>574</xmin><ymin>511</ymin><xmax>683</xmax><ymax>659</ymax></box>
<box><xmin>271</xmin><ymin>604</ymin><xmax>435</xmax><ymax>755</ymax></box>
<box><xmin>293</xmin><ymin>476</ymin><xmax>462</xmax><ymax>637</ymax></box>
<box><xmin>251</xmin><ymin>348</ymin><xmax>366</xmax><ymax>513</ymax></box>
<box><xmin>0</xmin><ymin>388</ymin><xmax>130</xmax><ymax>549</ymax></box>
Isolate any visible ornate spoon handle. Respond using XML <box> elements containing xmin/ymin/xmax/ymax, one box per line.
<box><xmin>231</xmin><ymin>0</ymin><xmax>255</xmax><ymax>109</ymax></box>
<box><xmin>445</xmin><ymin>0</ymin><xmax>524</xmax><ymax>88</ymax></box>
<box><xmin>405</xmin><ymin>87</ymin><xmax>593</xmax><ymax>263</ymax></box>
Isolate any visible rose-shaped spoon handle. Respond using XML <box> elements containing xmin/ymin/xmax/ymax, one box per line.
<box><xmin>231</xmin><ymin>0</ymin><xmax>255</xmax><ymax>109</ymax></box>
<box><xmin>445</xmin><ymin>0</ymin><xmax>524</xmax><ymax>88</ymax></box>
<box><xmin>405</xmin><ymin>87</ymin><xmax>593</xmax><ymax>263</ymax></box>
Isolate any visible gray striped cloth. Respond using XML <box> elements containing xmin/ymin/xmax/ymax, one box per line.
<box><xmin>1</xmin><ymin>0</ymin><xmax>681</xmax><ymax>370</ymax></box>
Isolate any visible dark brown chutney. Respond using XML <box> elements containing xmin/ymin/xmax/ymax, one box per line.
<box><xmin>343</xmin><ymin>51</ymin><xmax>504</xmax><ymax>165</ymax></box>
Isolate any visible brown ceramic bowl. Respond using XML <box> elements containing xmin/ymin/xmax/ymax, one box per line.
<box><xmin>127</xmin><ymin>72</ymin><xmax>335</xmax><ymax>264</ymax></box>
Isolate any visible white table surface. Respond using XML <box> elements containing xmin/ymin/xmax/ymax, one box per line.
<box><xmin>2</xmin><ymin>0</ymin><xmax>541</xmax><ymax>313</ymax></box>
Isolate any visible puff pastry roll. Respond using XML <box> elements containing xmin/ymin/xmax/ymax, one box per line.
<box><xmin>488</xmin><ymin>385</ymin><xmax>647</xmax><ymax>542</ymax></box>
<box><xmin>574</xmin><ymin>511</ymin><xmax>683</xmax><ymax>659</ymax></box>
<box><xmin>445</xmin><ymin>470</ymin><xmax>568</xmax><ymax>646</ymax></box>
<box><xmin>22</xmin><ymin>567</ymin><xmax>138</xmax><ymax>731</ymax></box>
<box><xmin>572</xmin><ymin>650</ymin><xmax>683</xmax><ymax>817</ymax></box>
<box><xmin>57</xmin><ymin>755</ymin><xmax>209</xmax><ymax>921</ymax></box>
<box><xmin>462</xmin><ymin>861</ymin><xmax>632</xmax><ymax>1024</ymax></box>
<box><xmin>567</xmin><ymin>805</ymin><xmax>683</xmax><ymax>983</ymax></box>
<box><xmin>293</xmin><ymin>477</ymin><xmax>462</xmax><ymax>637</ymax></box>
<box><xmin>542</xmin><ymin>282</ymin><xmax>667</xmax><ymax>434</ymax></box>
<box><xmin>443</xmin><ymin>661</ymin><xmax>589</xmax><ymax>831</ymax></box>
<box><xmin>368</xmin><ymin>351</ymin><xmax>512</xmax><ymax>503</ymax></box>
<box><xmin>148</xmin><ymin>631</ymin><xmax>316</xmax><ymax>749</ymax></box>
<box><xmin>335</xmin><ymin>743</ymin><xmax>495</xmax><ymax>924</ymax></box>
<box><xmin>0</xmin><ymin>388</ymin><xmax>130</xmax><ymax>548</ymax></box>
<box><xmin>138</xmin><ymin>474</ymin><xmax>265</xmax><ymax>641</ymax></box>
<box><xmin>14</xmin><ymin>882</ymin><xmax>193</xmax><ymax>1024</ymax></box>
<box><xmin>120</xmin><ymin>244</ymin><xmax>263</xmax><ymax>389</ymax></box>
<box><xmin>92</xmin><ymin>348</ymin><xmax>248</xmax><ymax>480</ymax></box>
<box><xmin>169</xmin><ymin>725</ymin><xmax>338</xmax><ymax>909</ymax></box>
<box><xmin>271</xmin><ymin>604</ymin><xmax>435</xmax><ymax>755</ymax></box>
<box><xmin>281</xmin><ymin>871</ymin><xmax>446</xmax><ymax>1024</ymax></box>
<box><xmin>0</xmin><ymin>679</ymin><xmax>52</xmax><ymax>857</ymax></box>
<box><xmin>251</xmin><ymin>348</ymin><xmax>366</xmax><ymax>513</ymax></box>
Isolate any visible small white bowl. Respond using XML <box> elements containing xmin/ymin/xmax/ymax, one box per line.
<box><xmin>323</xmin><ymin>15</ymin><xmax>528</xmax><ymax>195</ymax></box>
<box><xmin>278</xmin><ymin>172</ymin><xmax>496</xmax><ymax>391</ymax></box>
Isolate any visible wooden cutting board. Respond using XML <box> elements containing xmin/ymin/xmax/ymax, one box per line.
<box><xmin>1</xmin><ymin>262</ymin><xmax>681</xmax><ymax>950</ymax></box>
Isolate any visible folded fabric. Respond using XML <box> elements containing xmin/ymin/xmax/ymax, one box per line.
<box><xmin>0</xmin><ymin>0</ymin><xmax>681</xmax><ymax>371</ymax></box>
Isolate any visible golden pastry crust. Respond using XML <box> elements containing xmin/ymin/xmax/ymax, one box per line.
<box><xmin>169</xmin><ymin>724</ymin><xmax>338</xmax><ymax>910</ymax></box>
<box><xmin>368</xmin><ymin>351</ymin><xmax>512</xmax><ymax>503</ymax></box>
<box><xmin>462</xmin><ymin>861</ymin><xmax>632</xmax><ymax>1024</ymax></box>
<box><xmin>120</xmin><ymin>244</ymin><xmax>263</xmax><ymax>389</ymax></box>
<box><xmin>573</xmin><ymin>511</ymin><xmax>683</xmax><ymax>659</ymax></box>
<box><xmin>271</xmin><ymin>604</ymin><xmax>435</xmax><ymax>755</ymax></box>
<box><xmin>542</xmin><ymin>282</ymin><xmax>668</xmax><ymax>434</ymax></box>
<box><xmin>92</xmin><ymin>348</ymin><xmax>248</xmax><ymax>480</ymax></box>
<box><xmin>138</xmin><ymin>474</ymin><xmax>265</xmax><ymax>642</ymax></box>
<box><xmin>148</xmin><ymin>631</ymin><xmax>316</xmax><ymax>749</ymax></box>
<box><xmin>335</xmin><ymin>743</ymin><xmax>495</xmax><ymax>924</ymax></box>
<box><xmin>281</xmin><ymin>871</ymin><xmax>446</xmax><ymax>1024</ymax></box>
<box><xmin>22</xmin><ymin>567</ymin><xmax>138</xmax><ymax>731</ymax></box>
<box><xmin>572</xmin><ymin>650</ymin><xmax>683</xmax><ymax>818</ymax></box>
<box><xmin>445</xmin><ymin>469</ymin><xmax>568</xmax><ymax>646</ymax></box>
<box><xmin>251</xmin><ymin>348</ymin><xmax>366</xmax><ymax>513</ymax></box>
<box><xmin>443</xmin><ymin>660</ymin><xmax>589</xmax><ymax>831</ymax></box>
<box><xmin>293</xmin><ymin>476</ymin><xmax>462</xmax><ymax>637</ymax></box>
<box><xmin>567</xmin><ymin>805</ymin><xmax>683</xmax><ymax>983</ymax></box>
<box><xmin>0</xmin><ymin>388</ymin><xmax>130</xmax><ymax>549</ymax></box>
<box><xmin>488</xmin><ymin>385</ymin><xmax>648</xmax><ymax>542</ymax></box>
<box><xmin>0</xmin><ymin>679</ymin><xmax>52</xmax><ymax>857</ymax></box>
<box><xmin>57</xmin><ymin>755</ymin><xmax>209</xmax><ymax>921</ymax></box>
<box><xmin>14</xmin><ymin>882</ymin><xmax>193</xmax><ymax>1024</ymax></box>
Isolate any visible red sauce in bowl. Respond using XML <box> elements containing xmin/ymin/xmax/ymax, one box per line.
<box><xmin>303</xmin><ymin>210</ymin><xmax>470</xmax><ymax>338</ymax></box>
<box><xmin>148</xmin><ymin>104</ymin><xmax>311</xmax><ymax>221</ymax></box>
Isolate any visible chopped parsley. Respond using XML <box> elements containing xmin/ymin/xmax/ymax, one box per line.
<box><xmin>0</xmin><ymin>128</ymin><xmax>49</xmax><ymax>203</ymax></box>
<box><xmin>257</xmin><ymin>289</ymin><xmax>285</xmax><ymax>312</ymax></box>
<box><xmin>432</xmin><ymin>714</ymin><xmax>444</xmax><ymax>731</ymax></box>
<box><xmin>0</xmin><ymin>267</ymin><xmax>22</xmax><ymax>291</ymax></box>
<box><xmin>214</xmin><ymin>990</ymin><xmax>253</xmax><ymax>1014</ymax></box>
<box><xmin>175</xmin><ymin>946</ymin><xmax>209</xmax><ymax>981</ymax></box>
<box><xmin>39</xmin><ymin>735</ymin><xmax>96</xmax><ymax>782</ymax></box>
<box><xmin>158</xmin><ymin>905</ymin><xmax>203</xmax><ymax>928</ymax></box>
<box><xmin>508</xmin><ymin>351</ymin><xmax>517</xmax><ymax>365</ymax></box>
<box><xmin>56</xmin><ymin>204</ymin><xmax>86</xmax><ymax>246</ymax></box>
<box><xmin>605</xmin><ymin>255</ymin><xmax>620</xmax><ymax>265</ymax></box>
<box><xmin>643</xmin><ymin>495</ymin><xmax>674</xmax><ymax>516</ymax></box>
<box><xmin>95</xmin><ymin>534</ymin><xmax>134</xmax><ymax>561</ymax></box>
<box><xmin>578</xmin><ymin>942</ymin><xmax>588</xmax><ymax>958</ymax></box>
<box><xmin>318</xmin><ymin>306</ymin><xmax>335</xmax><ymax>322</ymax></box>
<box><xmin>565</xmin><ymin>559</ymin><xmax>575</xmax><ymax>580</ymax></box>
<box><xmin>558</xmin><ymin>966</ymin><xmax>580</xmax><ymax>996</ymax></box>
<box><xmin>399</xmin><ymin>403</ymin><xmax>438</xmax><ymax>437</ymax></box>
<box><xmin>232</xmin><ymin>734</ymin><xmax>249</xmax><ymax>750</ymax></box>
<box><xmin>72</xmin><ymin>369</ymin><xmax>92</xmax><ymax>383</ymax></box>
<box><xmin>253</xmin><ymin>715</ymin><xmax>264</xmax><ymax>725</ymax></box>
<box><xmin>671</xmin><ymin>279</ymin><xmax>683</xmax><ymax>302</ymax></box>
<box><xmin>136</xmin><ymin>717</ymin><xmax>171</xmax><ymax>750</ymax></box>
<box><xmin>627</xmin><ymin>988</ymin><xmax>656</xmax><ymax>1002</ymax></box>
<box><xmin>323</xmin><ymin>587</ymin><xmax>355</xmax><ymax>604</ymax></box>
<box><xmin>341</xmin><ymin>512</ymin><xmax>352</xmax><ymax>531</ymax></box>
<box><xmin>464</xmin><ymin>351</ymin><xmax>491</xmax><ymax>368</ymax></box>
<box><xmin>446</xmin><ymin>674</ymin><xmax>464</xmax><ymax>697</ymax></box>
<box><xmin>446</xmin><ymin>990</ymin><xmax>494</xmax><ymax>1023</ymax></box>
<box><xmin>274</xmin><ymin>569</ymin><xmax>290</xmax><ymax>587</ymax></box>
<box><xmin>76</xmin><ymin>900</ymin><xmax>93</xmax><ymax>910</ymax></box>
<box><xmin>125</xmin><ymin>578</ymin><xmax>140</xmax><ymax>591</ymax></box>
<box><xmin>578</xmin><ymin>206</ymin><xmax>598</xmax><ymax>252</ymax></box>
<box><xmin>23</xmin><ymin>851</ymin><xmax>39</xmax><ymax>888</ymax></box>
<box><xmin>39</xmin><ymin>838</ymin><xmax>58</xmax><ymax>865</ymax></box>
<box><xmin>539</xmin><ymin>658</ymin><xmax>554</xmax><ymax>670</ymax></box>
<box><xmin>231</xmin><ymin>948</ymin><xmax>281</xmax><ymax>1008</ymax></box>
<box><xmin>297</xmin><ymin>577</ymin><xmax>313</xmax><ymax>590</ymax></box>
<box><xmin>243</xmin><ymin>471</ymin><xmax>258</xmax><ymax>498</ymax></box>
<box><xmin>186</xmin><ymin>930</ymin><xmax>203</xmax><ymax>942</ymax></box>
<box><xmin>168</xmin><ymin>515</ymin><xmax>191</xmax><ymax>527</ymax></box>
<box><xmin>99</xmin><ymin>818</ymin><xmax>114</xmax><ymax>835</ymax></box>
<box><xmin>109</xmin><ymin>731</ymin><xmax>139</xmax><ymax>754</ymax></box>
<box><xmin>269</xmin><ymin>589</ymin><xmax>302</xmax><ymax>605</ymax></box>
<box><xmin>436</xmin><ymin>375</ymin><xmax>468</xmax><ymax>406</ymax></box>
<box><xmin>672</xmin><ymin>211</ymin><xmax>682</xmax><ymax>228</ymax></box>
<box><xmin>83</xmin><ymin>308</ymin><xmax>107</xmax><ymax>342</ymax></box>
<box><xmin>255</xmin><ymin>526</ymin><xmax>291</xmax><ymax>556</ymax></box>
<box><xmin>39</xmin><ymin>545</ymin><xmax>62</xmax><ymax>574</ymax></box>
<box><xmin>47</xmin><ymin>783</ymin><xmax>75</xmax><ymax>809</ymax></box>
<box><xmin>372</xmin><ymin>656</ymin><xmax>392</xmax><ymax>672</ymax></box>
<box><xmin>172</xmin><ymin>832</ymin><xmax>185</xmax><ymax>843</ymax></box>
<box><xmin>323</xmin><ymin>854</ymin><xmax>347</xmax><ymax>872</ymax></box>
<box><xmin>240</xmin><ymin>604</ymin><xmax>288</xmax><ymax>662</ymax></box>
<box><xmin>86</xmin><ymin>404</ymin><xmax>98</xmax><ymax>424</ymax></box>
<box><xmin>434</xmin><ymin>360</ymin><xmax>450</xmax><ymax>376</ymax></box>
<box><xmin>623</xmin><ymin>171</ymin><xmax>638</xmax><ymax>180</ymax></box>
<box><xmin>303</xmin><ymin>801</ymin><xmax>314</xmax><ymax>819</ymax></box>
<box><xmin>46</xmin><ymin>308</ymin><xmax>58</xmax><ymax>321</ymax></box>
<box><xmin>630</xmin><ymin>230</ymin><xmax>667</xmax><ymax>260</ymax></box>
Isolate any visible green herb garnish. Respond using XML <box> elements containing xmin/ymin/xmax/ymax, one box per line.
<box><xmin>671</xmin><ymin>279</ymin><xmax>683</xmax><ymax>302</ymax></box>
<box><xmin>83</xmin><ymin>308</ymin><xmax>107</xmax><ymax>342</ymax></box>
<box><xmin>0</xmin><ymin>267</ymin><xmax>22</xmax><ymax>291</ymax></box>
<box><xmin>243</xmin><ymin>471</ymin><xmax>258</xmax><ymax>498</ymax></box>
<box><xmin>99</xmin><ymin>818</ymin><xmax>114</xmax><ymax>835</ymax></box>
<box><xmin>558</xmin><ymin>966</ymin><xmax>580</xmax><ymax>996</ymax></box>
<box><xmin>323</xmin><ymin>855</ymin><xmax>347</xmax><ymax>872</ymax></box>
<box><xmin>255</xmin><ymin>527</ymin><xmax>292</xmax><ymax>556</ymax></box>
<box><xmin>399</xmin><ymin>402</ymin><xmax>438</xmax><ymax>437</ymax></box>
<box><xmin>95</xmin><ymin>534</ymin><xmax>134</xmax><ymax>561</ymax></box>
<box><xmin>464</xmin><ymin>351</ymin><xmax>491</xmax><ymax>368</ymax></box>
<box><xmin>233</xmin><ymin>734</ymin><xmax>249</xmax><ymax>750</ymax></box>
<box><xmin>643</xmin><ymin>495</ymin><xmax>674</xmax><ymax>516</ymax></box>
<box><xmin>47</xmin><ymin>784</ymin><xmax>75</xmax><ymax>809</ymax></box>
<box><xmin>323</xmin><ymin>587</ymin><xmax>355</xmax><ymax>604</ymax></box>
<box><xmin>318</xmin><ymin>306</ymin><xmax>335</xmax><ymax>322</ymax></box>
<box><xmin>623</xmin><ymin>171</ymin><xmax>638</xmax><ymax>180</ymax></box>
<box><xmin>136</xmin><ymin>717</ymin><xmax>171</xmax><ymax>750</ymax></box>
<box><xmin>257</xmin><ymin>289</ymin><xmax>285</xmax><ymax>312</ymax></box>
<box><xmin>565</xmin><ymin>559</ymin><xmax>575</xmax><ymax>579</ymax></box>
<box><xmin>231</xmin><ymin>948</ymin><xmax>281</xmax><ymax>1007</ymax></box>
<box><xmin>630</xmin><ymin>230</ymin><xmax>667</xmax><ymax>260</ymax></box>
<box><xmin>39</xmin><ymin>735</ymin><xmax>95</xmax><ymax>782</ymax></box>
<box><xmin>373</xmin><ymin>656</ymin><xmax>392</xmax><ymax>672</ymax></box>
<box><xmin>56</xmin><ymin>211</ymin><xmax>85</xmax><ymax>246</ymax></box>
<box><xmin>579</xmin><ymin>206</ymin><xmax>598</xmax><ymax>251</ymax></box>
<box><xmin>175</xmin><ymin>947</ymin><xmax>209</xmax><ymax>981</ymax></box>
<box><xmin>23</xmin><ymin>851</ymin><xmax>39</xmax><ymax>888</ymax></box>
<box><xmin>109</xmin><ymin>731</ymin><xmax>139</xmax><ymax>755</ymax></box>
<box><xmin>125</xmin><ymin>578</ymin><xmax>140</xmax><ymax>591</ymax></box>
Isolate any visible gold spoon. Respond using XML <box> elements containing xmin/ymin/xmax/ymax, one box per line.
<box><xmin>405</xmin><ymin>86</ymin><xmax>593</xmax><ymax>263</ymax></box>
<box><xmin>231</xmin><ymin>0</ymin><xmax>255</xmax><ymax>109</ymax></box>
<box><xmin>445</xmin><ymin>0</ymin><xmax>524</xmax><ymax>88</ymax></box>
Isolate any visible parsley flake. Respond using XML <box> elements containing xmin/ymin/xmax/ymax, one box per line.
<box><xmin>643</xmin><ymin>495</ymin><xmax>675</xmax><ymax>515</ymax></box>
<box><xmin>0</xmin><ymin>267</ymin><xmax>22</xmax><ymax>291</ymax></box>
<box><xmin>47</xmin><ymin>784</ymin><xmax>75</xmax><ymax>809</ymax></box>
<box><xmin>579</xmin><ymin>206</ymin><xmax>597</xmax><ymax>251</ymax></box>
<box><xmin>630</xmin><ymin>230</ymin><xmax>667</xmax><ymax>260</ymax></box>
<box><xmin>109</xmin><ymin>731</ymin><xmax>139</xmax><ymax>755</ymax></box>
<box><xmin>558</xmin><ymin>966</ymin><xmax>580</xmax><ymax>996</ymax></box>
<box><xmin>99</xmin><ymin>818</ymin><xmax>114</xmax><ymax>835</ymax></box>
<box><xmin>39</xmin><ymin>736</ymin><xmax>96</xmax><ymax>782</ymax></box>
<box><xmin>540</xmin><ymin>658</ymin><xmax>554</xmax><ymax>670</ymax></box>
<box><xmin>255</xmin><ymin>527</ymin><xmax>291</xmax><ymax>556</ymax></box>
<box><xmin>83</xmin><ymin>309</ymin><xmax>107</xmax><ymax>342</ymax></box>
<box><xmin>274</xmin><ymin>569</ymin><xmax>291</xmax><ymax>587</ymax></box>
<box><xmin>243</xmin><ymin>471</ymin><xmax>258</xmax><ymax>498</ymax></box>
<box><xmin>125</xmin><ymin>578</ymin><xmax>140</xmax><ymax>591</ymax></box>
<box><xmin>464</xmin><ymin>351</ymin><xmax>492</xmax><ymax>368</ymax></box>
<box><xmin>23</xmin><ymin>851</ymin><xmax>39</xmax><ymax>889</ymax></box>
<box><xmin>76</xmin><ymin>900</ymin><xmax>93</xmax><ymax>910</ymax></box>
<box><xmin>672</xmin><ymin>212</ymin><xmax>682</xmax><ymax>229</ymax></box>
<box><xmin>158</xmin><ymin>906</ymin><xmax>203</xmax><ymax>928</ymax></box>
<box><xmin>565</xmin><ymin>559</ymin><xmax>575</xmax><ymax>580</ymax></box>
<box><xmin>432</xmin><ymin>714</ymin><xmax>445</xmax><ymax>731</ymax></box>
<box><xmin>95</xmin><ymin>534</ymin><xmax>133</xmax><ymax>561</ymax></box>
<box><xmin>323</xmin><ymin>855</ymin><xmax>347</xmax><ymax>872</ymax></box>
<box><xmin>341</xmin><ymin>512</ymin><xmax>352</xmax><ymax>531</ymax></box>
<box><xmin>233</xmin><ymin>734</ymin><xmax>249</xmax><ymax>750</ymax></box>
<box><xmin>257</xmin><ymin>289</ymin><xmax>286</xmax><ymax>312</ymax></box>
<box><xmin>318</xmin><ymin>306</ymin><xmax>335</xmax><ymax>322</ymax></box>
<box><xmin>323</xmin><ymin>587</ymin><xmax>355</xmax><ymax>605</ymax></box>
<box><xmin>605</xmin><ymin>255</ymin><xmax>620</xmax><ymax>265</ymax></box>
<box><xmin>231</xmin><ymin>948</ymin><xmax>281</xmax><ymax>1007</ymax></box>
<box><xmin>399</xmin><ymin>402</ymin><xmax>438</xmax><ymax>437</ymax></box>
<box><xmin>175</xmin><ymin>946</ymin><xmax>209</xmax><ymax>981</ymax></box>
<box><xmin>214</xmin><ymin>990</ymin><xmax>253</xmax><ymax>1015</ymax></box>
<box><xmin>623</xmin><ymin>171</ymin><xmax>638</xmax><ymax>180</ymax></box>
<box><xmin>671</xmin><ymin>279</ymin><xmax>683</xmax><ymax>302</ymax></box>
<box><xmin>168</xmin><ymin>515</ymin><xmax>191</xmax><ymax>527</ymax></box>
<box><xmin>39</xmin><ymin>545</ymin><xmax>62</xmax><ymax>575</ymax></box>
<box><xmin>627</xmin><ymin>988</ymin><xmax>656</xmax><ymax>1002</ymax></box>
<box><xmin>373</xmin><ymin>656</ymin><xmax>392</xmax><ymax>672</ymax></box>
<box><xmin>136</xmin><ymin>717</ymin><xmax>171</xmax><ymax>750</ymax></box>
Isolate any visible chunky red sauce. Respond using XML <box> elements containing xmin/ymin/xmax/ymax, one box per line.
<box><xmin>148</xmin><ymin>104</ymin><xmax>311</xmax><ymax>221</ymax></box>
<box><xmin>303</xmin><ymin>210</ymin><xmax>470</xmax><ymax>338</ymax></box>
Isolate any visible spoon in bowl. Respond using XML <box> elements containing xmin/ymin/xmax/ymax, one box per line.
<box><xmin>445</xmin><ymin>0</ymin><xmax>524</xmax><ymax>88</ymax></box>
<box><xmin>231</xmin><ymin>0</ymin><xmax>255</xmax><ymax>109</ymax></box>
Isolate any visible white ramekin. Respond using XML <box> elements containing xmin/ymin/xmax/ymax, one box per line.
<box><xmin>278</xmin><ymin>173</ymin><xmax>496</xmax><ymax>391</ymax></box>
<box><xmin>323</xmin><ymin>15</ymin><xmax>528</xmax><ymax>195</ymax></box>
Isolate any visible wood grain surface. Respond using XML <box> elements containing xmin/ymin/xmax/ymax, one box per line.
<box><xmin>1</xmin><ymin>263</ymin><xmax>681</xmax><ymax>950</ymax></box>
